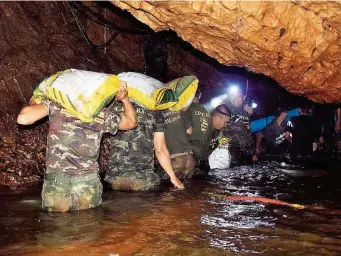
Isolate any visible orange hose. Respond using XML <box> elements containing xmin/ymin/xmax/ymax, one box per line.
<box><xmin>226</xmin><ymin>195</ymin><xmax>341</xmax><ymax>215</ymax></box>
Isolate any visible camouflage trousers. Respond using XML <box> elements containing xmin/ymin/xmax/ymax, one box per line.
<box><xmin>193</xmin><ymin>159</ymin><xmax>210</xmax><ymax>178</ymax></box>
<box><xmin>157</xmin><ymin>152</ymin><xmax>196</xmax><ymax>181</ymax></box>
<box><xmin>225</xmin><ymin>128</ymin><xmax>255</xmax><ymax>166</ymax></box>
<box><xmin>42</xmin><ymin>173</ymin><xmax>103</xmax><ymax>212</ymax></box>
<box><xmin>105</xmin><ymin>167</ymin><xmax>161</xmax><ymax>191</ymax></box>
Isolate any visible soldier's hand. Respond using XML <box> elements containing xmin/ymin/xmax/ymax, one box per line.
<box><xmin>116</xmin><ymin>81</ymin><xmax>128</xmax><ymax>102</ymax></box>
<box><xmin>244</xmin><ymin>104</ymin><xmax>253</xmax><ymax>115</ymax></box>
<box><xmin>170</xmin><ymin>176</ymin><xmax>185</xmax><ymax>190</ymax></box>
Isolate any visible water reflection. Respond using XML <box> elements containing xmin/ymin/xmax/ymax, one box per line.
<box><xmin>0</xmin><ymin>163</ymin><xmax>341</xmax><ymax>255</ymax></box>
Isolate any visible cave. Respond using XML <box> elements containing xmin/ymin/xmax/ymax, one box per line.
<box><xmin>1</xmin><ymin>2</ymin><xmax>341</xmax><ymax>255</ymax></box>
<box><xmin>2</xmin><ymin>1</ymin><xmax>340</xmax><ymax>188</ymax></box>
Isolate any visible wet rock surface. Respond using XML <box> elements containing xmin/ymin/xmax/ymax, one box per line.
<box><xmin>112</xmin><ymin>1</ymin><xmax>341</xmax><ymax>103</ymax></box>
<box><xmin>0</xmin><ymin>2</ymin><xmax>111</xmax><ymax>187</ymax></box>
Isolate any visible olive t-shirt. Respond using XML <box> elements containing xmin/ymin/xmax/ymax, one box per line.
<box><xmin>209</xmin><ymin>129</ymin><xmax>222</xmax><ymax>155</ymax></box>
<box><xmin>183</xmin><ymin>102</ymin><xmax>213</xmax><ymax>160</ymax></box>
<box><xmin>163</xmin><ymin>110</ymin><xmax>192</xmax><ymax>155</ymax></box>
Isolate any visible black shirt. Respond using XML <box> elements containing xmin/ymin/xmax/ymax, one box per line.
<box><xmin>226</xmin><ymin>101</ymin><xmax>251</xmax><ymax>131</ymax></box>
<box><xmin>285</xmin><ymin>115</ymin><xmax>321</xmax><ymax>154</ymax></box>
<box><xmin>209</xmin><ymin>129</ymin><xmax>221</xmax><ymax>155</ymax></box>
<box><xmin>261</xmin><ymin>119</ymin><xmax>286</xmax><ymax>152</ymax></box>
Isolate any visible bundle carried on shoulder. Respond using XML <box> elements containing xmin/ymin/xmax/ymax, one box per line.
<box><xmin>31</xmin><ymin>69</ymin><xmax>199</xmax><ymax>122</ymax></box>
<box><xmin>31</xmin><ymin>69</ymin><xmax>120</xmax><ymax>122</ymax></box>
<box><xmin>117</xmin><ymin>72</ymin><xmax>178</xmax><ymax>110</ymax></box>
<box><xmin>165</xmin><ymin>75</ymin><xmax>198</xmax><ymax>111</ymax></box>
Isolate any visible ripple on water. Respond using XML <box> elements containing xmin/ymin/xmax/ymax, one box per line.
<box><xmin>0</xmin><ymin>162</ymin><xmax>341</xmax><ymax>255</ymax></box>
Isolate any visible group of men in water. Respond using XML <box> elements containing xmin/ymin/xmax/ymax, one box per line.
<box><xmin>17</xmin><ymin>81</ymin><xmax>340</xmax><ymax>212</ymax></box>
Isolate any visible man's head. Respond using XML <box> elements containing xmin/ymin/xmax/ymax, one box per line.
<box><xmin>212</xmin><ymin>104</ymin><xmax>231</xmax><ymax>130</ymax></box>
<box><xmin>227</xmin><ymin>87</ymin><xmax>245</xmax><ymax>108</ymax></box>
<box><xmin>298</xmin><ymin>102</ymin><xmax>311</xmax><ymax>115</ymax></box>
<box><xmin>193</xmin><ymin>89</ymin><xmax>202</xmax><ymax>103</ymax></box>
<box><xmin>275</xmin><ymin>107</ymin><xmax>287</xmax><ymax>123</ymax></box>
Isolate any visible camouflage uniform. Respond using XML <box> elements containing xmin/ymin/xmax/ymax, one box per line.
<box><xmin>155</xmin><ymin>152</ymin><xmax>196</xmax><ymax>181</ymax></box>
<box><xmin>42</xmin><ymin>102</ymin><xmax>121</xmax><ymax>212</ymax></box>
<box><xmin>223</xmin><ymin>102</ymin><xmax>254</xmax><ymax>166</ymax></box>
<box><xmin>105</xmin><ymin>103</ymin><xmax>163</xmax><ymax>191</ymax></box>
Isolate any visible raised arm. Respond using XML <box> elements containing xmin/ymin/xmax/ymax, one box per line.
<box><xmin>17</xmin><ymin>103</ymin><xmax>49</xmax><ymax>125</ymax></box>
<box><xmin>116</xmin><ymin>82</ymin><xmax>137</xmax><ymax>130</ymax></box>
<box><xmin>154</xmin><ymin>132</ymin><xmax>184</xmax><ymax>189</ymax></box>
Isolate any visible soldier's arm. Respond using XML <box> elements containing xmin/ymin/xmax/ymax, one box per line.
<box><xmin>116</xmin><ymin>82</ymin><xmax>137</xmax><ymax>130</ymax></box>
<box><xmin>17</xmin><ymin>103</ymin><xmax>49</xmax><ymax>125</ymax></box>
<box><xmin>186</xmin><ymin>126</ymin><xmax>193</xmax><ymax>135</ymax></box>
<box><xmin>154</xmin><ymin>132</ymin><xmax>185</xmax><ymax>190</ymax></box>
<box><xmin>182</xmin><ymin>109</ymin><xmax>192</xmax><ymax>135</ymax></box>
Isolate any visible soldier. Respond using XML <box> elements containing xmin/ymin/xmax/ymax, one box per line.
<box><xmin>255</xmin><ymin>108</ymin><xmax>288</xmax><ymax>156</ymax></box>
<box><xmin>183</xmin><ymin>90</ymin><xmax>212</xmax><ymax>161</ymax></box>
<box><xmin>161</xmin><ymin>108</ymin><xmax>196</xmax><ymax>181</ymax></box>
<box><xmin>209</xmin><ymin>104</ymin><xmax>232</xmax><ymax>154</ymax></box>
<box><xmin>105</xmin><ymin>102</ymin><xmax>184</xmax><ymax>191</ymax></box>
<box><xmin>223</xmin><ymin>87</ymin><xmax>257</xmax><ymax>165</ymax></box>
<box><xmin>183</xmin><ymin>90</ymin><xmax>213</xmax><ymax>176</ymax></box>
<box><xmin>17</xmin><ymin>82</ymin><xmax>137</xmax><ymax>212</ymax></box>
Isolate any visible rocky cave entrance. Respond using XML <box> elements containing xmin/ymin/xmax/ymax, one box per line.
<box><xmin>0</xmin><ymin>1</ymin><xmax>340</xmax><ymax>188</ymax></box>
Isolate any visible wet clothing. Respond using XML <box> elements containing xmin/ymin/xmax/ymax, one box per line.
<box><xmin>163</xmin><ymin>110</ymin><xmax>192</xmax><ymax>155</ymax></box>
<box><xmin>286</xmin><ymin>115</ymin><xmax>321</xmax><ymax>155</ymax></box>
<box><xmin>156</xmin><ymin>152</ymin><xmax>196</xmax><ymax>181</ymax></box>
<box><xmin>260</xmin><ymin>119</ymin><xmax>287</xmax><ymax>153</ymax></box>
<box><xmin>223</xmin><ymin>102</ymin><xmax>254</xmax><ymax>165</ymax></box>
<box><xmin>171</xmin><ymin>153</ymin><xmax>196</xmax><ymax>180</ymax></box>
<box><xmin>45</xmin><ymin>102</ymin><xmax>120</xmax><ymax>177</ymax></box>
<box><xmin>42</xmin><ymin>102</ymin><xmax>120</xmax><ymax>211</ymax></box>
<box><xmin>106</xmin><ymin>103</ymin><xmax>163</xmax><ymax>191</ymax></box>
<box><xmin>42</xmin><ymin>173</ymin><xmax>102</xmax><ymax>212</ymax></box>
<box><xmin>183</xmin><ymin>102</ymin><xmax>213</xmax><ymax>160</ymax></box>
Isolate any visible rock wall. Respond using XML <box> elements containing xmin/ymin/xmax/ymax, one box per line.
<box><xmin>112</xmin><ymin>1</ymin><xmax>341</xmax><ymax>103</ymax></box>
<box><xmin>0</xmin><ymin>2</ymin><xmax>115</xmax><ymax>188</ymax></box>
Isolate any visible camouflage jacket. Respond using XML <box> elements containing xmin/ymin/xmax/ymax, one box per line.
<box><xmin>108</xmin><ymin>102</ymin><xmax>164</xmax><ymax>173</ymax></box>
<box><xmin>45</xmin><ymin>102</ymin><xmax>121</xmax><ymax>176</ymax></box>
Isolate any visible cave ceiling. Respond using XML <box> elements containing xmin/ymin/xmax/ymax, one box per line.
<box><xmin>112</xmin><ymin>1</ymin><xmax>341</xmax><ymax>103</ymax></box>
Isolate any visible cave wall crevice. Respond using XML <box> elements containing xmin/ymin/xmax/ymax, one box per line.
<box><xmin>0</xmin><ymin>1</ymin><xmax>116</xmax><ymax>188</ymax></box>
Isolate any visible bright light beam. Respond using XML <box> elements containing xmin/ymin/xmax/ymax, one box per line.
<box><xmin>210</xmin><ymin>94</ymin><xmax>228</xmax><ymax>108</ymax></box>
<box><xmin>228</xmin><ymin>85</ymin><xmax>240</xmax><ymax>95</ymax></box>
<box><xmin>211</xmin><ymin>98</ymin><xmax>222</xmax><ymax>108</ymax></box>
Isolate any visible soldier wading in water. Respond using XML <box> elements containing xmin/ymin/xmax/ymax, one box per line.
<box><xmin>17</xmin><ymin>82</ymin><xmax>137</xmax><ymax>212</ymax></box>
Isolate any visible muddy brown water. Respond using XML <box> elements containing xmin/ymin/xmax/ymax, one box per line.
<box><xmin>1</xmin><ymin>163</ymin><xmax>341</xmax><ymax>256</ymax></box>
